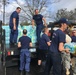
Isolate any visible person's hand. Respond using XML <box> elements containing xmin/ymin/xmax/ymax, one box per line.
<box><xmin>65</xmin><ymin>48</ymin><xmax>70</xmax><ymax>53</ymax></box>
<box><xmin>13</xmin><ymin>26</ymin><xmax>16</xmax><ymax>30</ymax></box>
<box><xmin>45</xmin><ymin>25</ymin><xmax>47</xmax><ymax>27</ymax></box>
<box><xmin>44</xmin><ymin>24</ymin><xmax>47</xmax><ymax>27</ymax></box>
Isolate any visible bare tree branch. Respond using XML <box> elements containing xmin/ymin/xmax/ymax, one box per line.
<box><xmin>54</xmin><ymin>8</ymin><xmax>76</xmax><ymax>21</ymax></box>
<box><xmin>3</xmin><ymin>0</ymin><xmax>61</xmax><ymax>24</ymax></box>
<box><xmin>15</xmin><ymin>0</ymin><xmax>32</xmax><ymax>19</ymax></box>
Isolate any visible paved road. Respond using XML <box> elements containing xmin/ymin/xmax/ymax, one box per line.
<box><xmin>0</xmin><ymin>54</ymin><xmax>73</xmax><ymax>75</ymax></box>
<box><xmin>0</xmin><ymin>58</ymin><xmax>43</xmax><ymax>75</ymax></box>
<box><xmin>0</xmin><ymin>58</ymin><xmax>36</xmax><ymax>75</ymax></box>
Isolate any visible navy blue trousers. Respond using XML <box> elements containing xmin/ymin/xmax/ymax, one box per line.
<box><xmin>19</xmin><ymin>49</ymin><xmax>31</xmax><ymax>72</ymax></box>
<box><xmin>36</xmin><ymin>24</ymin><xmax>44</xmax><ymax>42</ymax></box>
<box><xmin>10</xmin><ymin>29</ymin><xmax>18</xmax><ymax>43</ymax></box>
<box><xmin>44</xmin><ymin>52</ymin><xmax>62</xmax><ymax>75</ymax></box>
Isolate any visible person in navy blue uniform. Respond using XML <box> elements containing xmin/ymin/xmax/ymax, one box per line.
<box><xmin>71</xmin><ymin>30</ymin><xmax>76</xmax><ymax>42</ymax></box>
<box><xmin>32</xmin><ymin>9</ymin><xmax>47</xmax><ymax>43</ymax></box>
<box><xmin>44</xmin><ymin>18</ymin><xmax>70</xmax><ymax>75</ymax></box>
<box><xmin>18</xmin><ymin>29</ymin><xmax>32</xmax><ymax>75</ymax></box>
<box><xmin>38</xmin><ymin>27</ymin><xmax>51</xmax><ymax>72</ymax></box>
<box><xmin>9</xmin><ymin>7</ymin><xmax>21</xmax><ymax>45</ymax></box>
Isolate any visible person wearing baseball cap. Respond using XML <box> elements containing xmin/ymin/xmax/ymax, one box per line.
<box><xmin>44</xmin><ymin>18</ymin><xmax>70</xmax><ymax>75</ymax></box>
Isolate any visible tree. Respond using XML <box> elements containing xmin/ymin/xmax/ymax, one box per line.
<box><xmin>54</xmin><ymin>8</ymin><xmax>76</xmax><ymax>35</ymax></box>
<box><xmin>0</xmin><ymin>0</ymin><xmax>61</xmax><ymax>25</ymax></box>
<box><xmin>55</xmin><ymin>8</ymin><xmax>76</xmax><ymax>21</ymax></box>
<box><xmin>0</xmin><ymin>0</ymin><xmax>4</xmax><ymax>14</ymax></box>
<box><xmin>14</xmin><ymin>0</ymin><xmax>61</xmax><ymax>23</ymax></box>
<box><xmin>0</xmin><ymin>0</ymin><xmax>10</xmax><ymax>24</ymax></box>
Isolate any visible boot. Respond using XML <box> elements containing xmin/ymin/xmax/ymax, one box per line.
<box><xmin>20</xmin><ymin>71</ymin><xmax>24</xmax><ymax>75</ymax></box>
<box><xmin>42</xmin><ymin>61</ymin><xmax>46</xmax><ymax>69</ymax></box>
<box><xmin>66</xmin><ymin>69</ymin><xmax>70</xmax><ymax>75</ymax></box>
<box><xmin>37</xmin><ymin>64</ymin><xmax>43</xmax><ymax>73</ymax></box>
<box><xmin>39</xmin><ymin>61</ymin><xmax>46</xmax><ymax>73</ymax></box>
<box><xmin>25</xmin><ymin>71</ymin><xmax>30</xmax><ymax>75</ymax></box>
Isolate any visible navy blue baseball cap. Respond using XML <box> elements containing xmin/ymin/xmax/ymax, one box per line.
<box><xmin>58</xmin><ymin>18</ymin><xmax>70</xmax><ymax>25</ymax></box>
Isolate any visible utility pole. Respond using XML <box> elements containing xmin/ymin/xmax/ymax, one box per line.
<box><xmin>3</xmin><ymin>0</ymin><xmax>6</xmax><ymax>25</ymax></box>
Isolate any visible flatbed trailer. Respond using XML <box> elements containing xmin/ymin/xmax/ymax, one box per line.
<box><xmin>2</xmin><ymin>44</ymin><xmax>37</xmax><ymax>67</ymax></box>
<box><xmin>0</xmin><ymin>21</ymin><xmax>38</xmax><ymax>75</ymax></box>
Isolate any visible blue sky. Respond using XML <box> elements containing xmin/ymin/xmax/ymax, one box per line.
<box><xmin>1</xmin><ymin>0</ymin><xmax>76</xmax><ymax>23</ymax></box>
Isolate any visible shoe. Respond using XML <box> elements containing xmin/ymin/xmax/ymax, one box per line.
<box><xmin>39</xmin><ymin>67</ymin><xmax>44</xmax><ymax>73</ymax></box>
<box><xmin>10</xmin><ymin>43</ymin><xmax>14</xmax><ymax>47</ymax></box>
<box><xmin>10</xmin><ymin>42</ymin><xmax>14</xmax><ymax>45</ymax></box>
<box><xmin>14</xmin><ymin>43</ymin><xmax>17</xmax><ymax>46</ymax></box>
<box><xmin>37</xmin><ymin>65</ymin><xmax>44</xmax><ymax>73</ymax></box>
<box><xmin>20</xmin><ymin>71</ymin><xmax>24</xmax><ymax>75</ymax></box>
<box><xmin>25</xmin><ymin>72</ymin><xmax>30</xmax><ymax>75</ymax></box>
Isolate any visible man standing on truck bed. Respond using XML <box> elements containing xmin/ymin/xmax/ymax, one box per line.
<box><xmin>9</xmin><ymin>7</ymin><xmax>21</xmax><ymax>45</ymax></box>
<box><xmin>18</xmin><ymin>29</ymin><xmax>32</xmax><ymax>75</ymax></box>
<box><xmin>32</xmin><ymin>9</ymin><xmax>47</xmax><ymax>44</ymax></box>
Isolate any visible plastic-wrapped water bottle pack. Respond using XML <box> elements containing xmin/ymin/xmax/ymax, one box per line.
<box><xmin>64</xmin><ymin>42</ymin><xmax>76</xmax><ymax>54</ymax></box>
<box><xmin>2</xmin><ymin>25</ymin><xmax>37</xmax><ymax>44</ymax></box>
